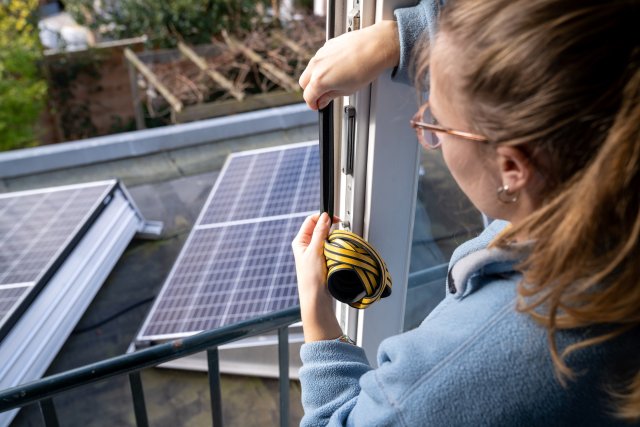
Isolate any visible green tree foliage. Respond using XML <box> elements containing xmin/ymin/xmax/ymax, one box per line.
<box><xmin>0</xmin><ymin>0</ymin><xmax>47</xmax><ymax>151</ymax></box>
<box><xmin>66</xmin><ymin>0</ymin><xmax>270</xmax><ymax>48</ymax></box>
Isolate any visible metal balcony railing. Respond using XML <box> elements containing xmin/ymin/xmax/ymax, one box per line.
<box><xmin>0</xmin><ymin>266</ymin><xmax>449</xmax><ymax>427</ymax></box>
<box><xmin>0</xmin><ymin>306</ymin><xmax>301</xmax><ymax>427</ymax></box>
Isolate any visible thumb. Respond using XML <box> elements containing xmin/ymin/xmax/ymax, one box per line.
<box><xmin>309</xmin><ymin>212</ymin><xmax>331</xmax><ymax>251</ymax></box>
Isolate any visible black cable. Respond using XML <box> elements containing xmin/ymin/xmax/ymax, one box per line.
<box><xmin>72</xmin><ymin>297</ymin><xmax>154</xmax><ymax>334</ymax></box>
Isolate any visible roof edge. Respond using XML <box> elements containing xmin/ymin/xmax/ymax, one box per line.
<box><xmin>0</xmin><ymin>104</ymin><xmax>315</xmax><ymax>179</ymax></box>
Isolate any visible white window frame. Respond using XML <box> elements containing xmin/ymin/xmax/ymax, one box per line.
<box><xmin>333</xmin><ymin>0</ymin><xmax>422</xmax><ymax>363</ymax></box>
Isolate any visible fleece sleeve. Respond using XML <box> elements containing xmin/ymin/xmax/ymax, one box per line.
<box><xmin>393</xmin><ymin>0</ymin><xmax>443</xmax><ymax>85</ymax></box>
<box><xmin>299</xmin><ymin>330</ymin><xmax>433</xmax><ymax>427</ymax></box>
<box><xmin>298</xmin><ymin>341</ymin><xmax>370</xmax><ymax>427</ymax></box>
<box><xmin>299</xmin><ymin>340</ymin><xmax>407</xmax><ymax>427</ymax></box>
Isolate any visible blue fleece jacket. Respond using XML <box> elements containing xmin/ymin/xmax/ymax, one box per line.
<box><xmin>299</xmin><ymin>220</ymin><xmax>639</xmax><ymax>426</ymax></box>
<box><xmin>393</xmin><ymin>0</ymin><xmax>444</xmax><ymax>84</ymax></box>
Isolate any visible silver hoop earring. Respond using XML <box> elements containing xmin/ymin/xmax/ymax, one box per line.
<box><xmin>497</xmin><ymin>184</ymin><xmax>519</xmax><ymax>203</ymax></box>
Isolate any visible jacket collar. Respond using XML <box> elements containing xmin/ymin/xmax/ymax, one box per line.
<box><xmin>446</xmin><ymin>220</ymin><xmax>529</xmax><ymax>298</ymax></box>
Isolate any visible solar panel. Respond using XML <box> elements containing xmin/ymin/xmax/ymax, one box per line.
<box><xmin>0</xmin><ymin>179</ymin><xmax>151</xmax><ymax>427</ymax></box>
<box><xmin>0</xmin><ymin>181</ymin><xmax>114</xmax><ymax>338</ymax></box>
<box><xmin>137</xmin><ymin>141</ymin><xmax>318</xmax><ymax>342</ymax></box>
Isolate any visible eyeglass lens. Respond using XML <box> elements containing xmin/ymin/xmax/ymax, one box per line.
<box><xmin>421</xmin><ymin>108</ymin><xmax>440</xmax><ymax>148</ymax></box>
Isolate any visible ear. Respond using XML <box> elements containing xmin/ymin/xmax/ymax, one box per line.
<box><xmin>495</xmin><ymin>145</ymin><xmax>533</xmax><ymax>192</ymax></box>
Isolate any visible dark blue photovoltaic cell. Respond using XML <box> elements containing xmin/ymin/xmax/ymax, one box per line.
<box><xmin>0</xmin><ymin>286</ymin><xmax>30</xmax><ymax>320</ymax></box>
<box><xmin>199</xmin><ymin>155</ymin><xmax>254</xmax><ymax>225</ymax></box>
<box><xmin>200</xmin><ymin>151</ymin><xmax>279</xmax><ymax>224</ymax></box>
<box><xmin>200</xmin><ymin>144</ymin><xmax>319</xmax><ymax>225</ymax></box>
<box><xmin>263</xmin><ymin>146</ymin><xmax>311</xmax><ymax>216</ymax></box>
<box><xmin>141</xmin><ymin>215</ymin><xmax>303</xmax><ymax>336</ymax></box>
<box><xmin>294</xmin><ymin>147</ymin><xmax>320</xmax><ymax>213</ymax></box>
<box><xmin>222</xmin><ymin>217</ymin><xmax>300</xmax><ymax>326</ymax></box>
<box><xmin>0</xmin><ymin>185</ymin><xmax>109</xmax><ymax>286</ymax></box>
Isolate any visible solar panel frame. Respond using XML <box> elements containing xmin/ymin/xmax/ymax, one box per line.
<box><xmin>0</xmin><ymin>181</ymin><xmax>117</xmax><ymax>339</ymax></box>
<box><xmin>136</xmin><ymin>141</ymin><xmax>318</xmax><ymax>343</ymax></box>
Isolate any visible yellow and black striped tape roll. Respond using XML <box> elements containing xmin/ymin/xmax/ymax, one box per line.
<box><xmin>323</xmin><ymin>229</ymin><xmax>392</xmax><ymax>309</ymax></box>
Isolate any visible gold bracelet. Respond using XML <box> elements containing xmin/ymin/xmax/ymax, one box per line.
<box><xmin>336</xmin><ymin>334</ymin><xmax>356</xmax><ymax>345</ymax></box>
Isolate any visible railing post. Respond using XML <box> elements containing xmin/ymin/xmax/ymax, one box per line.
<box><xmin>278</xmin><ymin>326</ymin><xmax>290</xmax><ymax>427</ymax></box>
<box><xmin>207</xmin><ymin>347</ymin><xmax>224</xmax><ymax>427</ymax></box>
<box><xmin>39</xmin><ymin>398</ymin><xmax>60</xmax><ymax>427</ymax></box>
<box><xmin>129</xmin><ymin>371</ymin><xmax>150</xmax><ymax>427</ymax></box>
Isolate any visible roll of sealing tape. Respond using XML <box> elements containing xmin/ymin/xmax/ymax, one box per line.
<box><xmin>323</xmin><ymin>229</ymin><xmax>392</xmax><ymax>309</ymax></box>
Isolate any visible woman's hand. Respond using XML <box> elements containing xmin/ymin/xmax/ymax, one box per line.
<box><xmin>292</xmin><ymin>212</ymin><xmax>344</xmax><ymax>342</ymax></box>
<box><xmin>299</xmin><ymin>20</ymin><xmax>400</xmax><ymax>110</ymax></box>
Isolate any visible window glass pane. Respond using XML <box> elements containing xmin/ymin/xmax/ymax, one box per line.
<box><xmin>404</xmin><ymin>148</ymin><xmax>484</xmax><ymax>331</ymax></box>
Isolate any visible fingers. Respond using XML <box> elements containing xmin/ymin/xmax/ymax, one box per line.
<box><xmin>300</xmin><ymin>55</ymin><xmax>323</xmax><ymax>110</ymax></box>
<box><xmin>303</xmin><ymin>83</ymin><xmax>340</xmax><ymax>111</ymax></box>
<box><xmin>302</xmin><ymin>80</ymin><xmax>323</xmax><ymax>111</ymax></box>
<box><xmin>292</xmin><ymin>213</ymin><xmax>341</xmax><ymax>255</ymax></box>
<box><xmin>292</xmin><ymin>213</ymin><xmax>321</xmax><ymax>249</ymax></box>
<box><xmin>316</xmin><ymin>92</ymin><xmax>338</xmax><ymax>111</ymax></box>
<box><xmin>299</xmin><ymin>45</ymin><xmax>339</xmax><ymax>110</ymax></box>
<box><xmin>309</xmin><ymin>212</ymin><xmax>331</xmax><ymax>251</ymax></box>
<box><xmin>298</xmin><ymin>59</ymin><xmax>313</xmax><ymax>90</ymax></box>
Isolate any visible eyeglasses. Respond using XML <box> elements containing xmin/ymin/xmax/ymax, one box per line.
<box><xmin>409</xmin><ymin>102</ymin><xmax>488</xmax><ymax>149</ymax></box>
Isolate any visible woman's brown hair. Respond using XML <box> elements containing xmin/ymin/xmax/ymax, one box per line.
<box><xmin>415</xmin><ymin>0</ymin><xmax>640</xmax><ymax>420</ymax></box>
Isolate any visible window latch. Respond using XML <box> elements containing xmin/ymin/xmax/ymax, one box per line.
<box><xmin>347</xmin><ymin>1</ymin><xmax>360</xmax><ymax>32</ymax></box>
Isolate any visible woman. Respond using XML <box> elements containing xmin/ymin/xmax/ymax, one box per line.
<box><xmin>292</xmin><ymin>0</ymin><xmax>640</xmax><ymax>425</ymax></box>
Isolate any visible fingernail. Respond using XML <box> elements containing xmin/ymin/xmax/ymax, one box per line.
<box><xmin>320</xmin><ymin>212</ymin><xmax>329</xmax><ymax>224</ymax></box>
